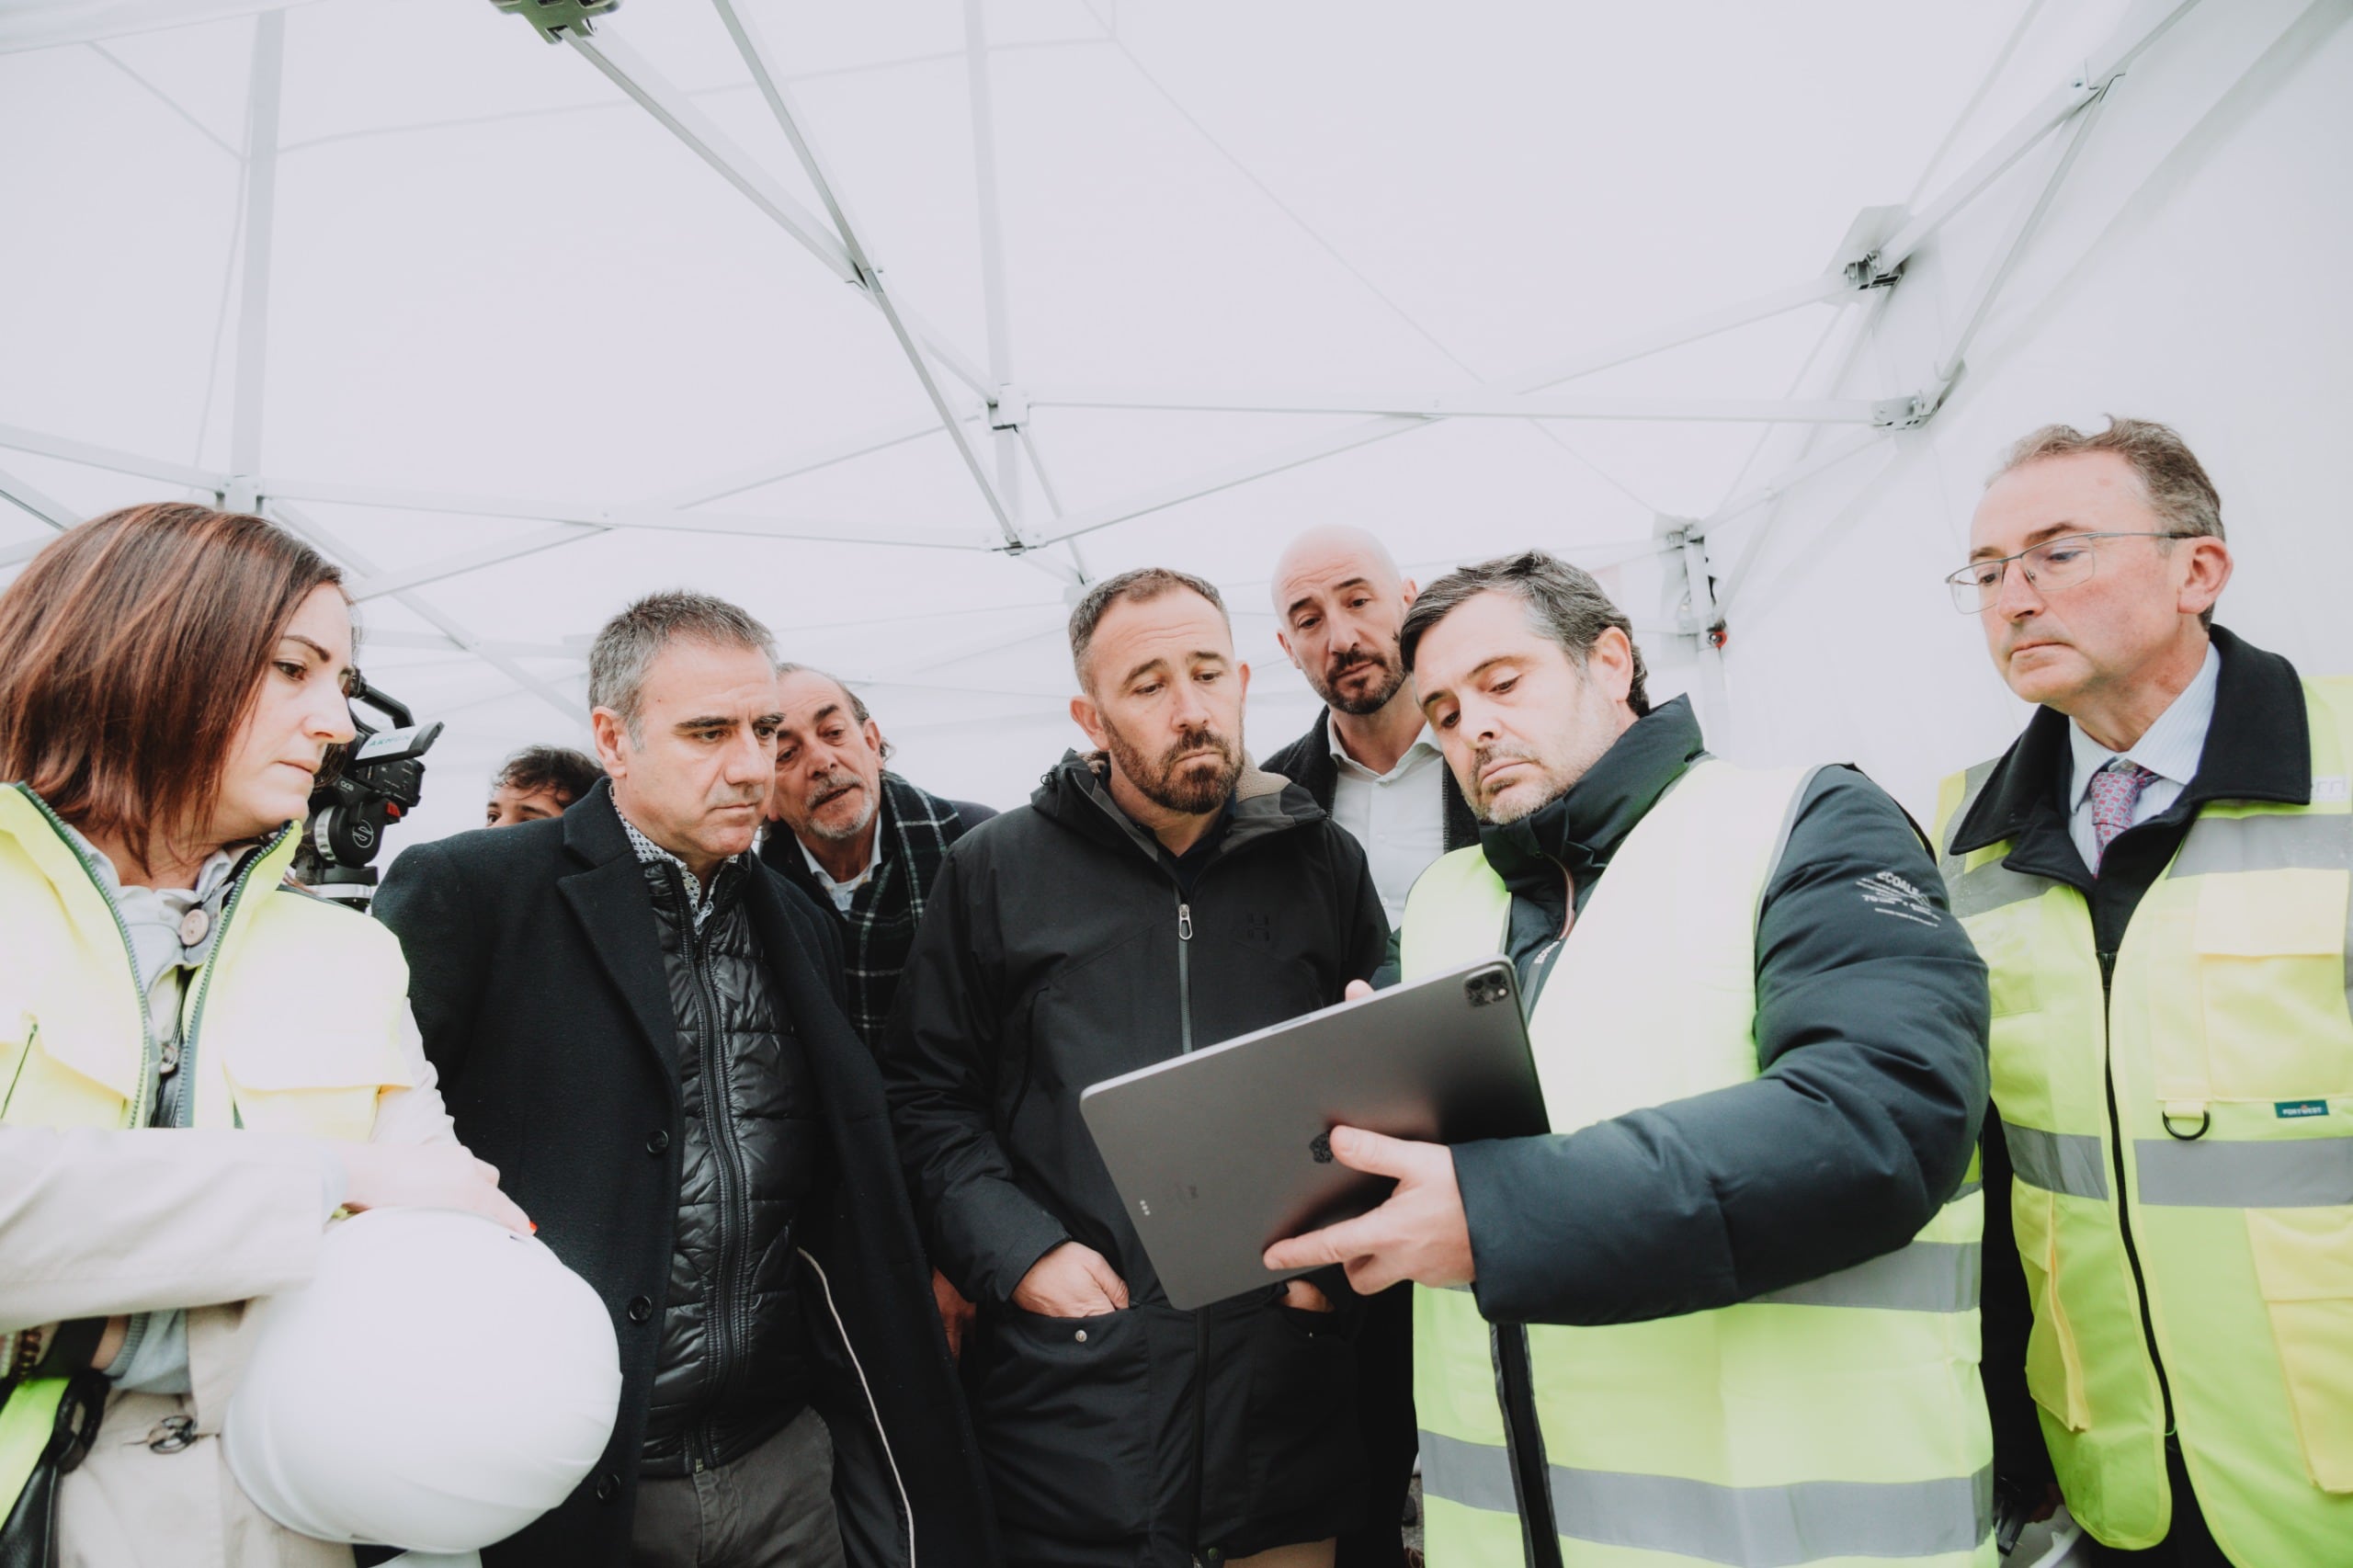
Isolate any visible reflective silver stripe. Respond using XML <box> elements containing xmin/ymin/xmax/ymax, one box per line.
<box><xmin>1948</xmin><ymin>858</ymin><xmax>2050</xmax><ymax>918</ymax></box>
<box><xmin>1421</xmin><ymin>1434</ymin><xmax>1994</xmax><ymax>1564</ymax></box>
<box><xmin>2134</xmin><ymin>1137</ymin><xmax>2353</xmax><ymax>1208</ymax></box>
<box><xmin>2169</xmin><ymin>812</ymin><xmax>2353</xmax><ymax>877</ymax></box>
<box><xmin>1938</xmin><ymin>760</ymin><xmax>2000</xmax><ymax>887</ymax></box>
<box><xmin>1755</xmin><ymin>1241</ymin><xmax>1981</xmax><ymax>1313</ymax></box>
<box><xmin>2007</xmin><ymin>1125</ymin><xmax>2110</xmax><ymax>1200</ymax></box>
<box><xmin>1549</xmin><ymin>1464</ymin><xmax>1993</xmax><ymax>1567</ymax></box>
<box><xmin>1420</xmin><ymin>1429</ymin><xmax>1520</xmax><ymax>1516</ymax></box>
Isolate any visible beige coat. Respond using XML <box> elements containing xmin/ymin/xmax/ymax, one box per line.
<box><xmin>3</xmin><ymin>1054</ymin><xmax>459</xmax><ymax>1568</ymax></box>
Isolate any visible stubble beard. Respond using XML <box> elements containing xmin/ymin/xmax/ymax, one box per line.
<box><xmin>1104</xmin><ymin>718</ymin><xmax>1242</xmax><ymax>815</ymax></box>
<box><xmin>1317</xmin><ymin>649</ymin><xmax>1408</xmax><ymax>718</ymax></box>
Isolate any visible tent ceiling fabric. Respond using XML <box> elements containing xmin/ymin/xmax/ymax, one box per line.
<box><xmin>4</xmin><ymin>0</ymin><xmax>2347</xmax><ymax>844</ymax></box>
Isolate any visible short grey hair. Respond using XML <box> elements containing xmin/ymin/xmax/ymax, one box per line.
<box><xmin>588</xmin><ymin>590</ymin><xmax>776</xmax><ymax>739</ymax></box>
<box><xmin>1067</xmin><ymin>566</ymin><xmax>1229</xmax><ymax>690</ymax></box>
<box><xmin>1400</xmin><ymin>550</ymin><xmax>1651</xmax><ymax>716</ymax></box>
<box><xmin>776</xmin><ymin>661</ymin><xmax>893</xmax><ymax>763</ymax></box>
<box><xmin>1991</xmin><ymin>416</ymin><xmax>2223</xmax><ymax>540</ymax></box>
<box><xmin>1992</xmin><ymin>416</ymin><xmax>2224</xmax><ymax>628</ymax></box>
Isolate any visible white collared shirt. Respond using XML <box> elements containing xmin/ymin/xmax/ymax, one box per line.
<box><xmin>1325</xmin><ymin>720</ymin><xmax>1449</xmax><ymax>923</ymax></box>
<box><xmin>796</xmin><ymin>830</ymin><xmax>885</xmax><ymax>915</ymax></box>
<box><xmin>2066</xmin><ymin>642</ymin><xmax>2222</xmax><ymax>872</ymax></box>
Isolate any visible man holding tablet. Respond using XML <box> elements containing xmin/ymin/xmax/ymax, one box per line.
<box><xmin>1265</xmin><ymin>551</ymin><xmax>1995</xmax><ymax>1568</ymax></box>
<box><xmin>883</xmin><ymin>567</ymin><xmax>1391</xmax><ymax>1568</ymax></box>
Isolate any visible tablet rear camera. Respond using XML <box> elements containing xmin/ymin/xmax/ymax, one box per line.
<box><xmin>1309</xmin><ymin>1132</ymin><xmax>1335</xmax><ymax>1164</ymax></box>
<box><xmin>1465</xmin><ymin>969</ymin><xmax>1510</xmax><ymax>1008</ymax></box>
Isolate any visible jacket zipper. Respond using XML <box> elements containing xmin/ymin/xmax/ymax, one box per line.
<box><xmin>2097</xmin><ymin>947</ymin><xmax>2177</xmax><ymax>1437</ymax></box>
<box><xmin>174</xmin><ymin>842</ymin><xmax>275</xmax><ymax>1129</ymax></box>
<box><xmin>1174</xmin><ymin>889</ymin><xmax>1211</xmax><ymax>1557</ymax></box>
<box><xmin>799</xmin><ymin>1246</ymin><xmax>917</xmax><ymax>1568</ymax></box>
<box><xmin>1176</xmin><ymin>897</ymin><xmax>1195</xmax><ymax>1053</ymax></box>
<box><xmin>676</xmin><ymin>869</ymin><xmax>752</xmax><ymax>1473</ymax></box>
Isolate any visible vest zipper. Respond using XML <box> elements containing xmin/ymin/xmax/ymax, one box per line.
<box><xmin>1176</xmin><ymin>898</ymin><xmax>1195</xmax><ymax>1053</ymax></box>
<box><xmin>676</xmin><ymin>869</ymin><xmax>752</xmax><ymax>1473</ymax></box>
<box><xmin>2097</xmin><ymin>947</ymin><xmax>2177</xmax><ymax>1437</ymax></box>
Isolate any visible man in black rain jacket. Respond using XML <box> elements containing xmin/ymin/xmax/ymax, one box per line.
<box><xmin>883</xmin><ymin>567</ymin><xmax>1392</xmax><ymax>1568</ymax></box>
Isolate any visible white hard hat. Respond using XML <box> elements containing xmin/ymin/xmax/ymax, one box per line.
<box><xmin>224</xmin><ymin>1207</ymin><xmax>622</xmax><ymax>1552</ymax></box>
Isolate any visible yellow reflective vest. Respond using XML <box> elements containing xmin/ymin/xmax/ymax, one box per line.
<box><xmin>1405</xmin><ymin>758</ymin><xmax>1994</xmax><ymax>1567</ymax></box>
<box><xmin>0</xmin><ymin>783</ymin><xmax>415</xmax><ymax>1520</ymax></box>
<box><xmin>1936</xmin><ymin>679</ymin><xmax>2353</xmax><ymax>1562</ymax></box>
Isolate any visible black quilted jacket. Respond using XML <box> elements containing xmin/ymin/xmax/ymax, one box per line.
<box><xmin>635</xmin><ymin>855</ymin><xmax>826</xmax><ymax>1476</ymax></box>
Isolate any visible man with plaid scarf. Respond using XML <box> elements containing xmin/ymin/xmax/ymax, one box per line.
<box><xmin>757</xmin><ymin>665</ymin><xmax>997</xmax><ymax>1053</ymax></box>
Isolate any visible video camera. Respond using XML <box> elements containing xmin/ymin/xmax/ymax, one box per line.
<box><xmin>293</xmin><ymin>676</ymin><xmax>444</xmax><ymax>910</ymax></box>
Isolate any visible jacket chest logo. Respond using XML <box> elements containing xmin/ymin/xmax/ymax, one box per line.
<box><xmin>1242</xmin><ymin>912</ymin><xmax>1274</xmax><ymax>949</ymax></box>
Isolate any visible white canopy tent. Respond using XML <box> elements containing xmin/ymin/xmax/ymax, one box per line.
<box><xmin>3</xmin><ymin>0</ymin><xmax>2347</xmax><ymax>849</ymax></box>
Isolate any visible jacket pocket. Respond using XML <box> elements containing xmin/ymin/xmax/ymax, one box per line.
<box><xmin>220</xmin><ymin>1027</ymin><xmax>410</xmax><ymax>1142</ymax></box>
<box><xmin>2193</xmin><ymin>874</ymin><xmax>2353</xmax><ymax>1101</ymax></box>
<box><xmin>1227</xmin><ymin>1297</ymin><xmax>1364</xmax><ymax>1545</ymax></box>
<box><xmin>2012</xmin><ymin>1184</ymin><xmax>2090</xmax><ymax>1432</ymax></box>
<box><xmin>972</xmin><ymin>1303</ymin><xmax>1154</xmax><ymax>1543</ymax></box>
<box><xmin>2245</xmin><ymin>1206</ymin><xmax>2353</xmax><ymax>1493</ymax></box>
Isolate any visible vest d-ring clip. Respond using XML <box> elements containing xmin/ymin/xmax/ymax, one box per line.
<box><xmin>2162</xmin><ymin>1101</ymin><xmax>2212</xmax><ymax>1142</ymax></box>
<box><xmin>144</xmin><ymin>1414</ymin><xmax>197</xmax><ymax>1453</ymax></box>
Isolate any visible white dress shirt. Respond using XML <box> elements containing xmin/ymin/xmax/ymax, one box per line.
<box><xmin>797</xmin><ymin>829</ymin><xmax>885</xmax><ymax>914</ymax></box>
<box><xmin>2066</xmin><ymin>642</ymin><xmax>2222</xmax><ymax>872</ymax></box>
<box><xmin>1325</xmin><ymin>722</ymin><xmax>1449</xmax><ymax>924</ymax></box>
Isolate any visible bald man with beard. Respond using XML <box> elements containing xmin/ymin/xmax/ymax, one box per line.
<box><xmin>1259</xmin><ymin>527</ymin><xmax>1462</xmax><ymax>1568</ymax></box>
<box><xmin>1263</xmin><ymin>528</ymin><xmax>1478</xmax><ymax>927</ymax></box>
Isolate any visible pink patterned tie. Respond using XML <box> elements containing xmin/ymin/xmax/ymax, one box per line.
<box><xmin>2089</xmin><ymin>760</ymin><xmax>2159</xmax><ymax>868</ymax></box>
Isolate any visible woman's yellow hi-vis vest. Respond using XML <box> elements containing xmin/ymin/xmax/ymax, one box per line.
<box><xmin>1404</xmin><ymin>759</ymin><xmax>1993</xmax><ymax>1567</ymax></box>
<box><xmin>0</xmin><ymin>783</ymin><xmax>415</xmax><ymax>1519</ymax></box>
<box><xmin>1936</xmin><ymin>680</ymin><xmax>2353</xmax><ymax>1564</ymax></box>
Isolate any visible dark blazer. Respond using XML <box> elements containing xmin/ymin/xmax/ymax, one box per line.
<box><xmin>375</xmin><ymin>780</ymin><xmax>998</xmax><ymax>1568</ymax></box>
<box><xmin>1259</xmin><ymin>709</ymin><xmax>1480</xmax><ymax>854</ymax></box>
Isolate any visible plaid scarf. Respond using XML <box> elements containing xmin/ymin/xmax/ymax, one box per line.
<box><xmin>824</xmin><ymin>773</ymin><xmax>962</xmax><ymax>1051</ymax></box>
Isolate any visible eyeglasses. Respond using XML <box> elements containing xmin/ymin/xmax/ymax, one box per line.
<box><xmin>1944</xmin><ymin>531</ymin><xmax>2196</xmax><ymax>613</ymax></box>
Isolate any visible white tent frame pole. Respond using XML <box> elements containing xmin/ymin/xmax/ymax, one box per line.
<box><xmin>224</xmin><ymin>9</ymin><xmax>285</xmax><ymax>508</ymax></box>
<box><xmin>1025</xmin><ymin>389</ymin><xmax>1893</xmax><ymax>423</ymax></box>
<box><xmin>1874</xmin><ymin>0</ymin><xmax>2201</xmax><ymax>273</ymax></box>
<box><xmin>0</xmin><ymin>468</ymin><xmax>79</xmax><ymax>537</ymax></box>
<box><xmin>705</xmin><ymin>0</ymin><xmax>1039</xmax><ymax>559</ymax></box>
<box><xmin>1932</xmin><ymin>86</ymin><xmax>2112</xmax><ymax>387</ymax></box>
<box><xmin>563</xmin><ymin>30</ymin><xmax>991</xmax><ymax>403</ymax></box>
<box><xmin>637</xmin><ymin>415</ymin><xmax>942</xmax><ymax>506</ymax></box>
<box><xmin>269</xmin><ymin>500</ymin><xmax>587</xmax><ymax>722</ymax></box>
<box><xmin>963</xmin><ymin>0</ymin><xmax>1023</xmax><ymax>527</ymax></box>
<box><xmin>254</xmin><ymin>478</ymin><xmax>990</xmax><ymax>549</ymax></box>
<box><xmin>0</xmin><ymin>423</ymin><xmax>225</xmax><ymax>491</ymax></box>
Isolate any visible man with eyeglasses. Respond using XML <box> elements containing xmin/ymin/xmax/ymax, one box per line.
<box><xmin>1936</xmin><ymin>417</ymin><xmax>2353</xmax><ymax>1566</ymax></box>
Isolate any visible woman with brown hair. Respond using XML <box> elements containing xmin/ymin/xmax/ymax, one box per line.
<box><xmin>0</xmin><ymin>503</ymin><xmax>528</xmax><ymax>1566</ymax></box>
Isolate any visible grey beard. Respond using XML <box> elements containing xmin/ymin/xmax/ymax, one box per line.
<box><xmin>801</xmin><ymin>783</ymin><xmax>877</xmax><ymax>842</ymax></box>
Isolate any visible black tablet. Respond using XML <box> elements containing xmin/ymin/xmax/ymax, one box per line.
<box><xmin>1078</xmin><ymin>956</ymin><xmax>1549</xmax><ymax>1310</ymax></box>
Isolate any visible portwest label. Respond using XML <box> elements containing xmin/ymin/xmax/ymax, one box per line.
<box><xmin>2275</xmin><ymin>1099</ymin><xmax>2331</xmax><ymax>1119</ymax></box>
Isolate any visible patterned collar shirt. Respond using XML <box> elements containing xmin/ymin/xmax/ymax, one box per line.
<box><xmin>2065</xmin><ymin>640</ymin><xmax>2222</xmax><ymax>874</ymax></box>
<box><xmin>615</xmin><ymin>797</ymin><xmax>742</xmax><ymax>930</ymax></box>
